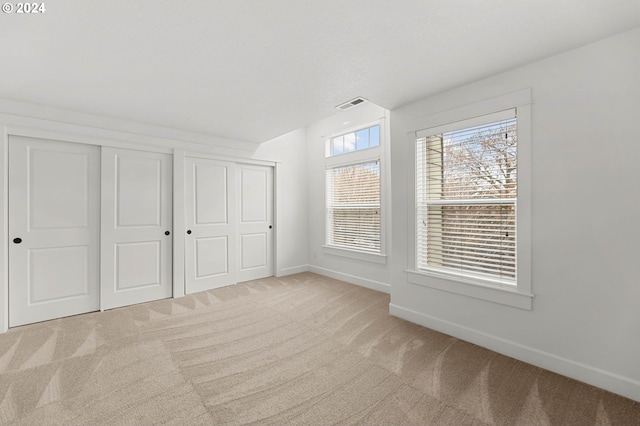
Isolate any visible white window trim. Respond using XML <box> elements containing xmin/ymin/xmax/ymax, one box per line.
<box><xmin>324</xmin><ymin>119</ymin><xmax>386</xmax><ymax>262</ymax></box>
<box><xmin>322</xmin><ymin>245</ymin><xmax>387</xmax><ymax>264</ymax></box>
<box><xmin>407</xmin><ymin>89</ymin><xmax>533</xmax><ymax>310</ymax></box>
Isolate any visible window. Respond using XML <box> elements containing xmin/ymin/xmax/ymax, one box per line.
<box><xmin>416</xmin><ymin>109</ymin><xmax>517</xmax><ymax>285</ymax></box>
<box><xmin>326</xmin><ymin>161</ymin><xmax>380</xmax><ymax>252</ymax></box>
<box><xmin>325</xmin><ymin>124</ymin><xmax>384</xmax><ymax>260</ymax></box>
<box><xmin>329</xmin><ymin>124</ymin><xmax>380</xmax><ymax>156</ymax></box>
<box><xmin>408</xmin><ymin>90</ymin><xmax>531</xmax><ymax>309</ymax></box>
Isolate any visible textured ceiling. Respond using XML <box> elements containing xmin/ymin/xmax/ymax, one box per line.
<box><xmin>1</xmin><ymin>0</ymin><xmax>639</xmax><ymax>143</ymax></box>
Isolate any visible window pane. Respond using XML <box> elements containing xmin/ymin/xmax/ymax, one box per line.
<box><xmin>329</xmin><ymin>124</ymin><xmax>380</xmax><ymax>156</ymax></box>
<box><xmin>332</xmin><ymin>136</ymin><xmax>344</xmax><ymax>156</ymax></box>
<box><xmin>369</xmin><ymin>125</ymin><xmax>380</xmax><ymax>147</ymax></box>
<box><xmin>416</xmin><ymin>116</ymin><xmax>517</xmax><ymax>283</ymax></box>
<box><xmin>329</xmin><ymin>208</ymin><xmax>380</xmax><ymax>252</ymax></box>
<box><xmin>356</xmin><ymin>128</ymin><xmax>369</xmax><ymax>150</ymax></box>
<box><xmin>326</xmin><ymin>161</ymin><xmax>381</xmax><ymax>252</ymax></box>
<box><xmin>440</xmin><ymin>119</ymin><xmax>517</xmax><ymax>200</ymax></box>
<box><xmin>419</xmin><ymin>204</ymin><xmax>516</xmax><ymax>280</ymax></box>
<box><xmin>344</xmin><ymin>132</ymin><xmax>356</xmax><ymax>153</ymax></box>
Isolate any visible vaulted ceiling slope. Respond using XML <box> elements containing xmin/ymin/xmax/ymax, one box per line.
<box><xmin>1</xmin><ymin>0</ymin><xmax>639</xmax><ymax>144</ymax></box>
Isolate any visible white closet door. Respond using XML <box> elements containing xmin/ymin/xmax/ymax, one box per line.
<box><xmin>185</xmin><ymin>157</ymin><xmax>236</xmax><ymax>294</ymax></box>
<box><xmin>8</xmin><ymin>136</ymin><xmax>100</xmax><ymax>327</ymax></box>
<box><xmin>100</xmin><ymin>148</ymin><xmax>173</xmax><ymax>310</ymax></box>
<box><xmin>237</xmin><ymin>164</ymin><xmax>274</xmax><ymax>282</ymax></box>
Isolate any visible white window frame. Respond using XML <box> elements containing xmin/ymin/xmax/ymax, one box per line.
<box><xmin>323</xmin><ymin>120</ymin><xmax>387</xmax><ymax>264</ymax></box>
<box><xmin>406</xmin><ymin>89</ymin><xmax>532</xmax><ymax>309</ymax></box>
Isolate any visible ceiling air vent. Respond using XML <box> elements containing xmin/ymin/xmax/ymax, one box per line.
<box><xmin>335</xmin><ymin>97</ymin><xmax>367</xmax><ymax>111</ymax></box>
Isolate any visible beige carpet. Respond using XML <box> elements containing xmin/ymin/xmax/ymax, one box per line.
<box><xmin>0</xmin><ymin>272</ymin><xmax>638</xmax><ymax>425</ymax></box>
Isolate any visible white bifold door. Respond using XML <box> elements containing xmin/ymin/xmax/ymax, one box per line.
<box><xmin>184</xmin><ymin>158</ymin><xmax>273</xmax><ymax>294</ymax></box>
<box><xmin>8</xmin><ymin>136</ymin><xmax>100</xmax><ymax>327</ymax></box>
<box><xmin>100</xmin><ymin>148</ymin><xmax>173</xmax><ymax>310</ymax></box>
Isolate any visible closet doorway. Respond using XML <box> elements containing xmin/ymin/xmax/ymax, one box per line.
<box><xmin>8</xmin><ymin>137</ymin><xmax>174</xmax><ymax>327</ymax></box>
<box><xmin>184</xmin><ymin>157</ymin><xmax>274</xmax><ymax>294</ymax></box>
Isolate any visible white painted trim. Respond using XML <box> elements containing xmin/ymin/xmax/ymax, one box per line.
<box><xmin>172</xmin><ymin>149</ymin><xmax>186</xmax><ymax>298</ymax></box>
<box><xmin>0</xmin><ymin>98</ymin><xmax>256</xmax><ymax>152</ymax></box>
<box><xmin>407</xmin><ymin>270</ymin><xmax>532</xmax><ymax>310</ymax></box>
<box><xmin>185</xmin><ymin>150</ymin><xmax>276</xmax><ymax>167</ymax></box>
<box><xmin>515</xmin><ymin>103</ymin><xmax>533</xmax><ymax>297</ymax></box>
<box><xmin>273</xmin><ymin>163</ymin><xmax>279</xmax><ymax>278</ymax></box>
<box><xmin>322</xmin><ymin>245</ymin><xmax>387</xmax><ymax>264</ymax></box>
<box><xmin>277</xmin><ymin>265</ymin><xmax>310</xmax><ymax>277</ymax></box>
<box><xmin>416</xmin><ymin>108</ymin><xmax>516</xmax><ymax>138</ymax></box>
<box><xmin>5</xmin><ymin>125</ymin><xmax>172</xmax><ymax>154</ymax></box>
<box><xmin>389</xmin><ymin>303</ymin><xmax>640</xmax><ymax>403</ymax></box>
<box><xmin>325</xmin><ymin>147</ymin><xmax>380</xmax><ymax>168</ymax></box>
<box><xmin>0</xmin><ymin>127</ymin><xmax>7</xmax><ymax>333</ymax></box>
<box><xmin>0</xmin><ymin>115</ymin><xmax>254</xmax><ymax>159</ymax></box>
<box><xmin>405</xmin><ymin>88</ymin><xmax>532</xmax><ymax>134</ymax></box>
<box><xmin>309</xmin><ymin>265</ymin><xmax>390</xmax><ymax>294</ymax></box>
<box><xmin>381</xmin><ymin>110</ymin><xmax>392</xmax><ymax>269</ymax></box>
<box><xmin>323</xmin><ymin>117</ymin><xmax>386</xmax><ymax>140</ymax></box>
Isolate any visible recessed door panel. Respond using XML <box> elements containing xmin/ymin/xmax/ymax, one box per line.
<box><xmin>185</xmin><ymin>157</ymin><xmax>236</xmax><ymax>293</ymax></box>
<box><xmin>237</xmin><ymin>164</ymin><xmax>273</xmax><ymax>282</ymax></box>
<box><xmin>101</xmin><ymin>148</ymin><xmax>172</xmax><ymax>310</ymax></box>
<box><xmin>9</xmin><ymin>136</ymin><xmax>100</xmax><ymax>327</ymax></box>
<box><xmin>240</xmin><ymin>233</ymin><xmax>267</xmax><ymax>269</ymax></box>
<box><xmin>116</xmin><ymin>242</ymin><xmax>161</xmax><ymax>290</ymax></box>
<box><xmin>116</xmin><ymin>155</ymin><xmax>162</xmax><ymax>227</ymax></box>
<box><xmin>241</xmin><ymin>168</ymin><xmax>267</xmax><ymax>223</ymax></box>
<box><xmin>195</xmin><ymin>237</ymin><xmax>228</xmax><ymax>278</ymax></box>
<box><xmin>29</xmin><ymin>246</ymin><xmax>89</xmax><ymax>304</ymax></box>
<box><xmin>29</xmin><ymin>150</ymin><xmax>90</xmax><ymax>230</ymax></box>
<box><xmin>195</xmin><ymin>163</ymin><xmax>228</xmax><ymax>225</ymax></box>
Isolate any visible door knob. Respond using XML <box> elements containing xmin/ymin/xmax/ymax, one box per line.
<box><xmin>13</xmin><ymin>237</ymin><xmax>22</xmax><ymax>244</ymax></box>
<box><xmin>165</xmin><ymin>231</ymin><xmax>171</xmax><ymax>236</ymax></box>
<box><xmin>269</xmin><ymin>225</ymin><xmax>273</xmax><ymax>229</ymax></box>
<box><xmin>187</xmin><ymin>230</ymin><xmax>192</xmax><ymax>235</ymax></box>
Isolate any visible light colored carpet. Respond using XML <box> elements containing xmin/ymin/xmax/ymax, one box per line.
<box><xmin>0</xmin><ymin>272</ymin><xmax>638</xmax><ymax>425</ymax></box>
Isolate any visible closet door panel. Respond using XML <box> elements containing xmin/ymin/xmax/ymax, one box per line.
<box><xmin>101</xmin><ymin>148</ymin><xmax>172</xmax><ymax>310</ymax></box>
<box><xmin>237</xmin><ymin>164</ymin><xmax>274</xmax><ymax>282</ymax></box>
<box><xmin>8</xmin><ymin>136</ymin><xmax>100</xmax><ymax>327</ymax></box>
<box><xmin>185</xmin><ymin>157</ymin><xmax>236</xmax><ymax>293</ymax></box>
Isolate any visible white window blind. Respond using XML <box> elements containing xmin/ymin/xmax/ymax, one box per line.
<box><xmin>416</xmin><ymin>110</ymin><xmax>517</xmax><ymax>284</ymax></box>
<box><xmin>326</xmin><ymin>161</ymin><xmax>380</xmax><ymax>253</ymax></box>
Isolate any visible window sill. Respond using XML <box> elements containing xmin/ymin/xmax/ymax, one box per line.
<box><xmin>406</xmin><ymin>269</ymin><xmax>533</xmax><ymax>310</ymax></box>
<box><xmin>322</xmin><ymin>245</ymin><xmax>387</xmax><ymax>264</ymax></box>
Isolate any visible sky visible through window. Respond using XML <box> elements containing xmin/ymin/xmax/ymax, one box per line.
<box><xmin>331</xmin><ymin>125</ymin><xmax>379</xmax><ymax>156</ymax></box>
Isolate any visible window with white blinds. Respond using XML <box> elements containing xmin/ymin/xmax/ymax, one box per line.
<box><xmin>326</xmin><ymin>161</ymin><xmax>380</xmax><ymax>252</ymax></box>
<box><xmin>416</xmin><ymin>109</ymin><xmax>517</xmax><ymax>284</ymax></box>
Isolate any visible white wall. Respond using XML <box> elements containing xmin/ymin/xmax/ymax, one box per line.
<box><xmin>390</xmin><ymin>27</ymin><xmax>640</xmax><ymax>401</ymax></box>
<box><xmin>253</xmin><ymin>129</ymin><xmax>309</xmax><ymax>276</ymax></box>
<box><xmin>306</xmin><ymin>103</ymin><xmax>392</xmax><ymax>293</ymax></box>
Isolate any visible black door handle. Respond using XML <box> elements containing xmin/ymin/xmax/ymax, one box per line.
<box><xmin>13</xmin><ymin>237</ymin><xmax>22</xmax><ymax>244</ymax></box>
<box><xmin>165</xmin><ymin>231</ymin><xmax>170</xmax><ymax>236</ymax></box>
<box><xmin>187</xmin><ymin>230</ymin><xmax>192</xmax><ymax>235</ymax></box>
<box><xmin>269</xmin><ymin>225</ymin><xmax>273</xmax><ymax>229</ymax></box>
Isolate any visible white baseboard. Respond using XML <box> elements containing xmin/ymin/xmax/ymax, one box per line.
<box><xmin>309</xmin><ymin>265</ymin><xmax>391</xmax><ymax>294</ymax></box>
<box><xmin>276</xmin><ymin>264</ymin><xmax>310</xmax><ymax>277</ymax></box>
<box><xmin>389</xmin><ymin>304</ymin><xmax>640</xmax><ymax>403</ymax></box>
